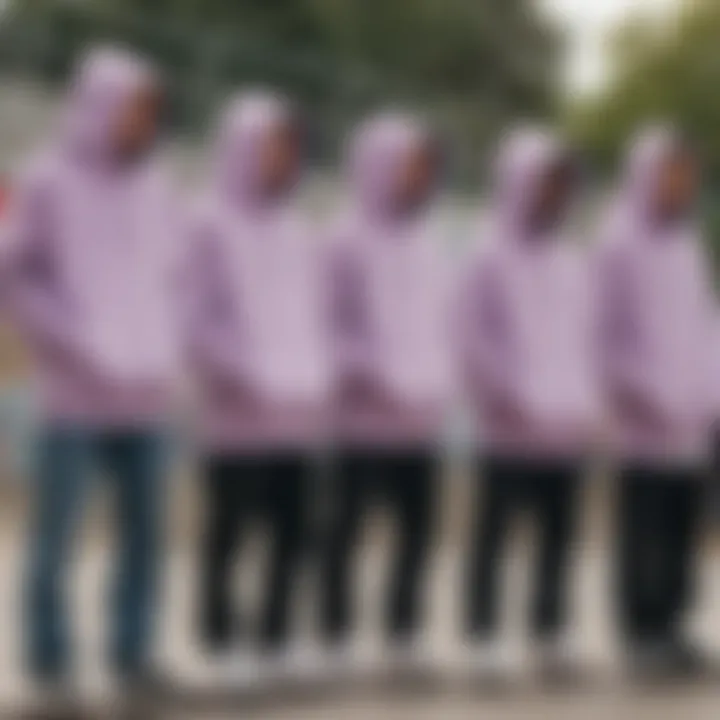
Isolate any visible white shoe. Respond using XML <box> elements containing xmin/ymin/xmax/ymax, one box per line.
<box><xmin>461</xmin><ymin>638</ymin><xmax>520</xmax><ymax>681</ymax></box>
<box><xmin>317</xmin><ymin>642</ymin><xmax>377</xmax><ymax>682</ymax></box>
<box><xmin>384</xmin><ymin>638</ymin><xmax>434</xmax><ymax>676</ymax></box>
<box><xmin>31</xmin><ymin>679</ymin><xmax>85</xmax><ymax>718</ymax></box>
<box><xmin>533</xmin><ymin>636</ymin><xmax>584</xmax><ymax>682</ymax></box>
<box><xmin>267</xmin><ymin>643</ymin><xmax>329</xmax><ymax>684</ymax></box>
<box><xmin>222</xmin><ymin>649</ymin><xmax>265</xmax><ymax>688</ymax></box>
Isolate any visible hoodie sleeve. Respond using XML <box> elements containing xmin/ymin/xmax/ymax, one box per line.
<box><xmin>180</xmin><ymin>220</ymin><xmax>248</xmax><ymax>385</ymax></box>
<box><xmin>597</xmin><ymin>243</ymin><xmax>643</xmax><ymax>391</ymax></box>
<box><xmin>596</xmin><ymin>240</ymin><xmax>675</xmax><ymax>416</ymax></box>
<box><xmin>327</xmin><ymin>238</ymin><xmax>374</xmax><ymax>378</ymax></box>
<box><xmin>713</xmin><ymin>309</ymin><xmax>720</xmax><ymax>423</ymax></box>
<box><xmin>456</xmin><ymin>250</ymin><xmax>517</xmax><ymax>405</ymax></box>
<box><xmin>0</xmin><ymin>166</ymin><xmax>79</xmax><ymax>356</ymax></box>
<box><xmin>693</xmin><ymin>240</ymin><xmax>720</xmax><ymax>424</ymax></box>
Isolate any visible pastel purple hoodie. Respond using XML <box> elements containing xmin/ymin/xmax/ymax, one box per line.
<box><xmin>1</xmin><ymin>47</ymin><xmax>180</xmax><ymax>427</ymax></box>
<box><xmin>329</xmin><ymin>113</ymin><xmax>453</xmax><ymax>448</ymax></box>
<box><xmin>183</xmin><ymin>92</ymin><xmax>330</xmax><ymax>451</ymax></box>
<box><xmin>597</xmin><ymin>126</ymin><xmax>716</xmax><ymax>463</ymax></box>
<box><xmin>458</xmin><ymin>127</ymin><xmax>598</xmax><ymax>458</ymax></box>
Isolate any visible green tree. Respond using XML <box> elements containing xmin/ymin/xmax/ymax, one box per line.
<box><xmin>569</xmin><ymin>0</ymin><xmax>720</xmax><ymax>179</ymax></box>
<box><xmin>1</xmin><ymin>0</ymin><xmax>560</xmax><ymax>182</ymax></box>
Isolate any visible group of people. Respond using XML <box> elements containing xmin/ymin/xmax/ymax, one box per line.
<box><xmin>1</xmin><ymin>44</ymin><xmax>717</xmax><ymax>702</ymax></box>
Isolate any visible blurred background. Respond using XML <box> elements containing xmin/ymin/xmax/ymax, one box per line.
<box><xmin>2</xmin><ymin>0</ymin><xmax>720</xmax><ymax>716</ymax></box>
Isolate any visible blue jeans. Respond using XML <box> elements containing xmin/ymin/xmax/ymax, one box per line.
<box><xmin>25</xmin><ymin>424</ymin><xmax>167</xmax><ymax>679</ymax></box>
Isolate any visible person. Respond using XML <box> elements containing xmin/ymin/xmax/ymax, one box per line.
<box><xmin>320</xmin><ymin>112</ymin><xmax>452</xmax><ymax>673</ymax></box>
<box><xmin>183</xmin><ymin>91</ymin><xmax>329</xmax><ymax>680</ymax></box>
<box><xmin>1</xmin><ymin>46</ymin><xmax>179</xmax><ymax>700</ymax></box>
<box><xmin>0</xmin><ymin>178</ymin><xmax>8</xmax><ymax>217</ymax></box>
<box><xmin>597</xmin><ymin>126</ymin><xmax>714</xmax><ymax>676</ymax></box>
<box><xmin>458</xmin><ymin>127</ymin><xmax>597</xmax><ymax>679</ymax></box>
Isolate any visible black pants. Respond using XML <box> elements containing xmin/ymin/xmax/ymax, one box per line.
<box><xmin>712</xmin><ymin>427</ymin><xmax>720</xmax><ymax>520</ymax></box>
<box><xmin>321</xmin><ymin>449</ymin><xmax>437</xmax><ymax>643</ymax></box>
<box><xmin>616</xmin><ymin>463</ymin><xmax>705</xmax><ymax>645</ymax></box>
<box><xmin>466</xmin><ymin>454</ymin><xmax>582</xmax><ymax>640</ymax></box>
<box><xmin>198</xmin><ymin>453</ymin><xmax>311</xmax><ymax>651</ymax></box>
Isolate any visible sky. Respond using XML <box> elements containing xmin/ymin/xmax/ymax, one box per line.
<box><xmin>541</xmin><ymin>0</ymin><xmax>683</xmax><ymax>96</ymax></box>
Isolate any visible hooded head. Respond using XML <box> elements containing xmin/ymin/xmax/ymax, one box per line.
<box><xmin>62</xmin><ymin>46</ymin><xmax>161</xmax><ymax>167</ymax></box>
<box><xmin>491</xmin><ymin>125</ymin><xmax>577</xmax><ymax>237</ymax></box>
<box><xmin>620</xmin><ymin>124</ymin><xmax>698</xmax><ymax>225</ymax></box>
<box><xmin>214</xmin><ymin>90</ymin><xmax>302</xmax><ymax>208</ymax></box>
<box><xmin>348</xmin><ymin>112</ymin><xmax>440</xmax><ymax>222</ymax></box>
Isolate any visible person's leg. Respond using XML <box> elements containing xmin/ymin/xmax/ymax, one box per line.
<box><xmin>258</xmin><ymin>454</ymin><xmax>314</xmax><ymax>651</ymax></box>
<box><xmin>615</xmin><ymin>465</ymin><xmax>665</xmax><ymax>646</ymax></box>
<box><xmin>465</xmin><ymin>455</ymin><xmax>517</xmax><ymax>640</ymax></box>
<box><xmin>383</xmin><ymin>450</ymin><xmax>437</xmax><ymax>641</ymax></box>
<box><xmin>662</xmin><ymin>469</ymin><xmax>705</xmax><ymax>641</ymax></box>
<box><xmin>320</xmin><ymin>450</ymin><xmax>371</xmax><ymax>645</ymax></box>
<box><xmin>99</xmin><ymin>430</ymin><xmax>167</xmax><ymax>677</ymax></box>
<box><xmin>530</xmin><ymin>461</ymin><xmax>582</xmax><ymax>640</ymax></box>
<box><xmin>712</xmin><ymin>427</ymin><xmax>720</xmax><ymax>522</ymax></box>
<box><xmin>196</xmin><ymin>455</ymin><xmax>248</xmax><ymax>651</ymax></box>
<box><xmin>25</xmin><ymin>425</ymin><xmax>93</xmax><ymax>681</ymax></box>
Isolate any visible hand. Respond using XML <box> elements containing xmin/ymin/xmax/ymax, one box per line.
<box><xmin>484</xmin><ymin>390</ymin><xmax>527</xmax><ymax>428</ymax></box>
<box><xmin>43</xmin><ymin>337</ymin><xmax>111</xmax><ymax>391</ymax></box>
<box><xmin>210</xmin><ymin>373</ymin><xmax>263</xmax><ymax>409</ymax></box>
<box><xmin>339</xmin><ymin>371</ymin><xmax>399</xmax><ymax>412</ymax></box>
<box><xmin>613</xmin><ymin>387</ymin><xmax>671</xmax><ymax>433</ymax></box>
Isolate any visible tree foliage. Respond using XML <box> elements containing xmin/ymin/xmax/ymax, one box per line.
<box><xmin>0</xmin><ymin>0</ymin><xmax>560</xmax><ymax>182</ymax></box>
<box><xmin>569</xmin><ymin>0</ymin><xmax>720</xmax><ymax>180</ymax></box>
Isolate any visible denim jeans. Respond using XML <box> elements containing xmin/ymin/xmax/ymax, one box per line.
<box><xmin>25</xmin><ymin>424</ymin><xmax>167</xmax><ymax>679</ymax></box>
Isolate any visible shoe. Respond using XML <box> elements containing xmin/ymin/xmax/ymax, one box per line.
<box><xmin>382</xmin><ymin>637</ymin><xmax>443</xmax><ymax>693</ymax></box>
<box><xmin>116</xmin><ymin>666</ymin><xmax>174</xmax><ymax>710</ymax></box>
<box><xmin>261</xmin><ymin>643</ymin><xmax>328</xmax><ymax>685</ymax></box>
<box><xmin>26</xmin><ymin>680</ymin><xmax>88</xmax><ymax>720</ymax></box>
<box><xmin>533</xmin><ymin>636</ymin><xmax>585</xmax><ymax>685</ymax></box>
<box><xmin>667</xmin><ymin>636</ymin><xmax>712</xmax><ymax>679</ymax></box>
<box><xmin>627</xmin><ymin>638</ymin><xmax>678</xmax><ymax>681</ymax></box>
<box><xmin>315</xmin><ymin>641</ymin><xmax>377</xmax><ymax>683</ymax></box>
<box><xmin>222</xmin><ymin>649</ymin><xmax>265</xmax><ymax>689</ymax></box>
<box><xmin>460</xmin><ymin>638</ymin><xmax>521</xmax><ymax>684</ymax></box>
<box><xmin>384</xmin><ymin>637</ymin><xmax>435</xmax><ymax>675</ymax></box>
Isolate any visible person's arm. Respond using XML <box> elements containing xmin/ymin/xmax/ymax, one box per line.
<box><xmin>691</xmin><ymin>239</ymin><xmax>720</xmax><ymax>426</ymax></box>
<box><xmin>179</xmin><ymin>225</ymin><xmax>253</xmax><ymax>392</ymax></box>
<box><xmin>456</xmin><ymin>254</ymin><xmax>525</xmax><ymax>422</ymax></box>
<box><xmin>328</xmin><ymin>242</ymin><xmax>372</xmax><ymax>376</ymax></box>
<box><xmin>1</xmin><ymin>169</ymin><xmax>81</xmax><ymax>358</ymax></box>
<box><xmin>327</xmin><ymin>240</ymin><xmax>399</xmax><ymax>408</ymax></box>
<box><xmin>597</xmin><ymin>244</ymin><xmax>673</xmax><ymax>428</ymax></box>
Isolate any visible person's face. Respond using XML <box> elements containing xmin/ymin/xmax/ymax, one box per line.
<box><xmin>258</xmin><ymin>120</ymin><xmax>302</xmax><ymax>195</ymax></box>
<box><xmin>112</xmin><ymin>84</ymin><xmax>162</xmax><ymax>161</ymax></box>
<box><xmin>654</xmin><ymin>148</ymin><xmax>698</xmax><ymax>220</ymax></box>
<box><xmin>528</xmin><ymin>158</ymin><xmax>576</xmax><ymax>230</ymax></box>
<box><xmin>395</xmin><ymin>142</ymin><xmax>438</xmax><ymax>212</ymax></box>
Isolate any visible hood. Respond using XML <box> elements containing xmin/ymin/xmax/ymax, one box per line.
<box><xmin>214</xmin><ymin>90</ymin><xmax>298</xmax><ymax>208</ymax></box>
<box><xmin>619</xmin><ymin>124</ymin><xmax>684</xmax><ymax>221</ymax></box>
<box><xmin>62</xmin><ymin>45</ymin><xmax>159</xmax><ymax>167</ymax></box>
<box><xmin>491</xmin><ymin>125</ymin><xmax>568</xmax><ymax>236</ymax></box>
<box><xmin>347</xmin><ymin>111</ymin><xmax>435</xmax><ymax>220</ymax></box>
